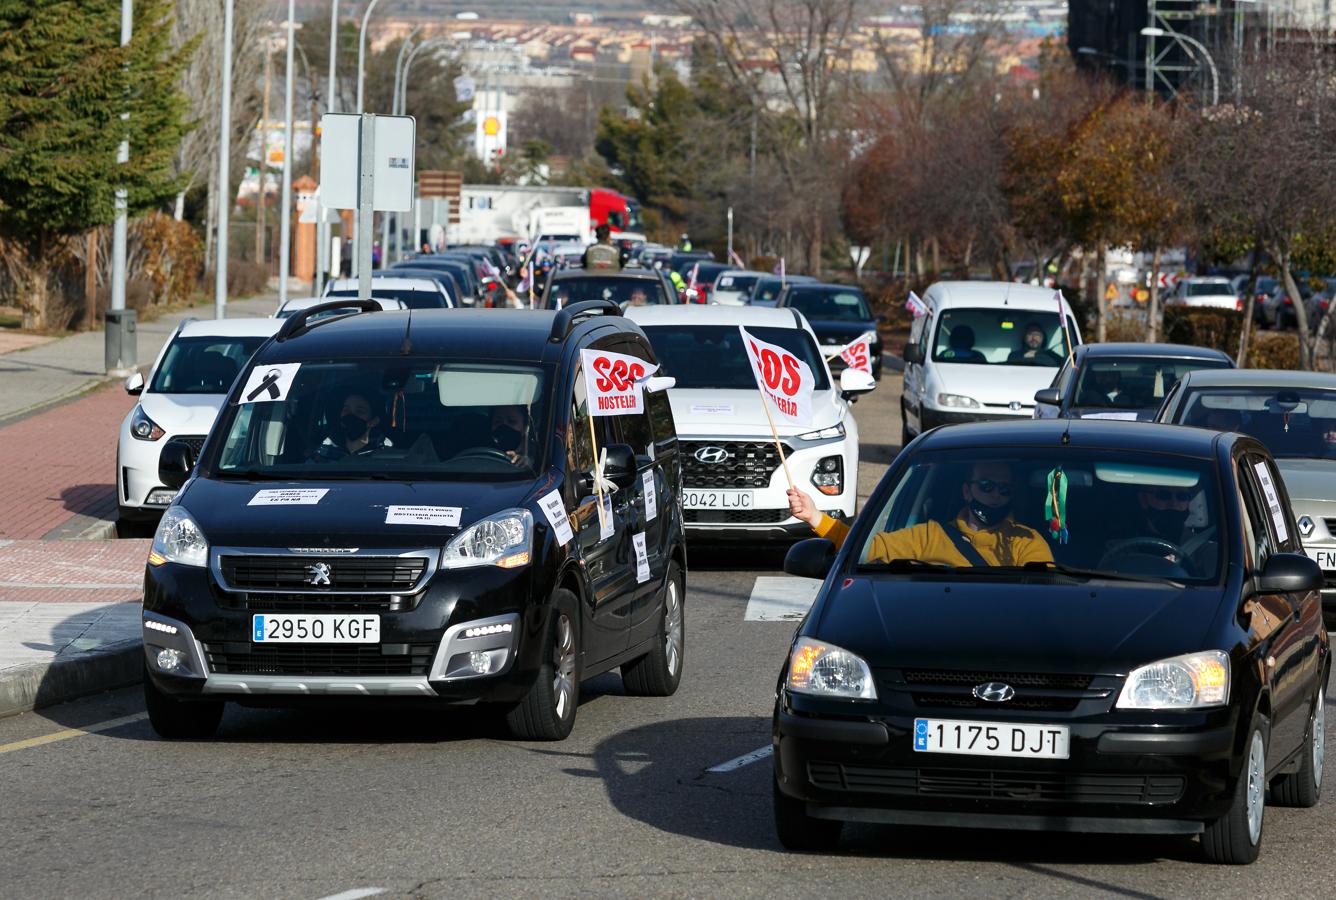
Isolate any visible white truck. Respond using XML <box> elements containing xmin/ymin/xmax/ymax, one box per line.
<box><xmin>453</xmin><ymin>185</ymin><xmax>592</xmax><ymax>245</ymax></box>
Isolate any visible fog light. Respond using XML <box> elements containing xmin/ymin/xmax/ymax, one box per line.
<box><xmin>469</xmin><ymin>651</ymin><xmax>491</xmax><ymax>674</ymax></box>
<box><xmin>156</xmin><ymin>648</ymin><xmax>185</xmax><ymax>672</ymax></box>
<box><xmin>464</xmin><ymin>622</ymin><xmax>513</xmax><ymax>639</ymax></box>
<box><xmin>146</xmin><ymin>488</ymin><xmax>177</xmax><ymax>505</ymax></box>
<box><xmin>144</xmin><ymin>619</ymin><xmax>178</xmax><ymax>635</ymax></box>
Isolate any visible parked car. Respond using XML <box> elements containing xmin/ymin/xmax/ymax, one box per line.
<box><xmin>1261</xmin><ymin>280</ymin><xmax>1312</xmax><ymax>330</ymax></box>
<box><xmin>774</xmin><ymin>418</ymin><xmax>1327</xmax><ymax>864</ymax></box>
<box><xmin>1157</xmin><ymin>368</ymin><xmax>1336</xmax><ymax>627</ymax></box>
<box><xmin>117</xmin><ymin>317</ymin><xmax>280</xmax><ymax>526</ymax></box>
<box><xmin>900</xmin><ymin>282</ymin><xmax>1082</xmax><ymax>445</ymax></box>
<box><xmin>1169</xmin><ymin>277</ymin><xmax>1240</xmax><ymax>311</ymax></box>
<box><xmin>1033</xmin><ymin>342</ymin><xmax>1234</xmax><ymax>421</ymax></box>
<box><xmin>626</xmin><ymin>304</ymin><xmax>874</xmax><ymax>542</ymax></box>
<box><xmin>710</xmin><ymin>270</ymin><xmax>768</xmax><ymax>306</ymax></box>
<box><xmin>776</xmin><ymin>283</ymin><xmax>884</xmax><ymax>380</ymax></box>
<box><xmin>142</xmin><ymin>299</ymin><xmax>686</xmax><ymax>741</ymax></box>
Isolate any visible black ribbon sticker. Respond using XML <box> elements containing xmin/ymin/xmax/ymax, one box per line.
<box><xmin>246</xmin><ymin>368</ymin><xmax>283</xmax><ymax>401</ymax></box>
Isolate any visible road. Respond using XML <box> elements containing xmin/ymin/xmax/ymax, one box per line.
<box><xmin>1</xmin><ymin>374</ymin><xmax>1333</xmax><ymax>899</ymax></box>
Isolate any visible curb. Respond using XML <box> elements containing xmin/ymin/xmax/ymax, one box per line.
<box><xmin>0</xmin><ymin>641</ymin><xmax>142</xmax><ymax>719</ymax></box>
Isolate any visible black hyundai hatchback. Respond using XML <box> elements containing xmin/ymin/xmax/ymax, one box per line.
<box><xmin>774</xmin><ymin>420</ymin><xmax>1327</xmax><ymax>864</ymax></box>
<box><xmin>142</xmin><ymin>300</ymin><xmax>685</xmax><ymax>741</ymax></box>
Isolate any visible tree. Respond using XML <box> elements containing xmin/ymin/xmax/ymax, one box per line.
<box><xmin>0</xmin><ymin>0</ymin><xmax>194</xmax><ymax>327</ymax></box>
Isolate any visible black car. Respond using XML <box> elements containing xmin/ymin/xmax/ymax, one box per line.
<box><xmin>774</xmin><ymin>420</ymin><xmax>1327</xmax><ymax>864</ymax></box>
<box><xmin>391</xmin><ymin>257</ymin><xmax>481</xmax><ymax>305</ymax></box>
<box><xmin>382</xmin><ymin>266</ymin><xmax>465</xmax><ymax>309</ymax></box>
<box><xmin>142</xmin><ymin>300</ymin><xmax>686</xmax><ymax>742</ymax></box>
<box><xmin>540</xmin><ymin>269</ymin><xmax>679</xmax><ymax>311</ymax></box>
<box><xmin>750</xmin><ymin>274</ymin><xmax>816</xmax><ymax>307</ymax></box>
<box><xmin>776</xmin><ymin>283</ymin><xmax>883</xmax><ymax>380</ymax></box>
<box><xmin>1033</xmin><ymin>342</ymin><xmax>1234</xmax><ymax>422</ymax></box>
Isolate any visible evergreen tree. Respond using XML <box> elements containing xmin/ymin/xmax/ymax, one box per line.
<box><xmin>0</xmin><ymin>0</ymin><xmax>194</xmax><ymax>326</ymax></box>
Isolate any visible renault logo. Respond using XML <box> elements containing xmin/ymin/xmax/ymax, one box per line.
<box><xmin>694</xmin><ymin>446</ymin><xmax>729</xmax><ymax>464</ymax></box>
<box><xmin>306</xmin><ymin>562</ymin><xmax>332</xmax><ymax>586</ymax></box>
<box><xmin>972</xmin><ymin>681</ymin><xmax>1015</xmax><ymax>703</ymax></box>
<box><xmin>1299</xmin><ymin>515</ymin><xmax>1315</xmax><ymax>538</ymax></box>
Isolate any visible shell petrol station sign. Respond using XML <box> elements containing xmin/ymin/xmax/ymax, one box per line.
<box><xmin>474</xmin><ymin>109</ymin><xmax>507</xmax><ymax>163</ymax></box>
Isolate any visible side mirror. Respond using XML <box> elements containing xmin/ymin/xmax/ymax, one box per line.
<box><xmin>124</xmin><ymin>371</ymin><xmax>145</xmax><ymax>395</ymax></box>
<box><xmin>1255</xmin><ymin>552</ymin><xmax>1324</xmax><ymax>594</ymax></box>
<box><xmin>602</xmin><ymin>442</ymin><xmax>637</xmax><ymax>491</ymax></box>
<box><xmin>158</xmin><ymin>440</ymin><xmax>195</xmax><ymax>490</ymax></box>
<box><xmin>784</xmin><ymin>538</ymin><xmax>836</xmax><ymax>580</ymax></box>
<box><xmin>839</xmin><ymin>367</ymin><xmax>876</xmax><ymax>400</ymax></box>
<box><xmin>902</xmin><ymin>344</ymin><xmax>924</xmax><ymax>365</ymax></box>
<box><xmin>1034</xmin><ymin>388</ymin><xmax>1062</xmax><ymax>407</ymax></box>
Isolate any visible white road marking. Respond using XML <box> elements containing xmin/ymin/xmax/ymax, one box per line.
<box><xmin>316</xmin><ymin>889</ymin><xmax>386</xmax><ymax>900</ymax></box>
<box><xmin>744</xmin><ymin>576</ymin><xmax>821</xmax><ymax>621</ymax></box>
<box><xmin>706</xmin><ymin>744</ymin><xmax>773</xmax><ymax>773</ymax></box>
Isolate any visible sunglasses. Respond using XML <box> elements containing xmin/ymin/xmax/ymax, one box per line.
<box><xmin>1150</xmin><ymin>489</ymin><xmax>1192</xmax><ymax>503</ymax></box>
<box><xmin>971</xmin><ymin>479</ymin><xmax>1014</xmax><ymax>497</ymax></box>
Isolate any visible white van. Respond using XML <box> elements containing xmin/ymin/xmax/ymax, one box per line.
<box><xmin>900</xmin><ymin>282</ymin><xmax>1082</xmax><ymax>443</ymax></box>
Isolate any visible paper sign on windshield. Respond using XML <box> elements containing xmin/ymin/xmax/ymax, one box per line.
<box><xmin>739</xmin><ymin>326</ymin><xmax>815</xmax><ymax>426</ymax></box>
<box><xmin>385</xmin><ymin>506</ymin><xmax>461</xmax><ymax>527</ymax></box>
<box><xmin>240</xmin><ymin>363</ymin><xmax>301</xmax><ymax>403</ymax></box>
<box><xmin>581</xmin><ymin>348</ymin><xmax>659</xmax><ymax>417</ymax></box>
<box><xmin>837</xmin><ymin>333</ymin><xmax>875</xmax><ymax>374</ymax></box>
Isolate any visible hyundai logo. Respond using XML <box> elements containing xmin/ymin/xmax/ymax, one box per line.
<box><xmin>972</xmin><ymin>681</ymin><xmax>1015</xmax><ymax>703</ymax></box>
<box><xmin>306</xmin><ymin>562</ymin><xmax>332</xmax><ymax>586</ymax></box>
<box><xmin>694</xmin><ymin>446</ymin><xmax>729</xmax><ymax>464</ymax></box>
<box><xmin>1299</xmin><ymin>515</ymin><xmax>1315</xmax><ymax>538</ymax></box>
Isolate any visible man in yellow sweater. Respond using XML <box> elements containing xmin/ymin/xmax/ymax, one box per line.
<box><xmin>786</xmin><ymin>461</ymin><xmax>1053</xmax><ymax>568</ymax></box>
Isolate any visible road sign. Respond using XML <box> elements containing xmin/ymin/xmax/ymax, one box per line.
<box><xmin>849</xmin><ymin>245</ymin><xmax>871</xmax><ymax>278</ymax></box>
<box><xmin>319</xmin><ymin>113</ymin><xmax>416</xmax><ymax>212</ymax></box>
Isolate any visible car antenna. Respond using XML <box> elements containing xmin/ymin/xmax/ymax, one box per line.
<box><xmin>401</xmin><ymin>307</ymin><xmax>413</xmax><ymax>356</ymax></box>
<box><xmin>1003</xmin><ymin>284</ymin><xmax>1010</xmax><ymax>306</ymax></box>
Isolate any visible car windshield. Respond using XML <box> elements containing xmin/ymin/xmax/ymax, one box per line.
<box><xmin>1073</xmin><ymin>358</ymin><xmax>1231</xmax><ymax>411</ymax></box>
<box><xmin>856</xmin><ymin>448</ymin><xmax>1223</xmax><ymax>584</ymax></box>
<box><xmin>150</xmin><ymin>335</ymin><xmax>268</xmax><ymax>394</ymax></box>
<box><xmin>715</xmin><ymin>274</ymin><xmax>759</xmax><ymax>293</ymax></box>
<box><xmin>785</xmin><ymin>288</ymin><xmax>871</xmax><ymax>321</ymax></box>
<box><xmin>1177</xmin><ymin>386</ymin><xmax>1336</xmax><ymax>459</ymax></box>
<box><xmin>1187</xmin><ymin>282</ymin><xmax>1231</xmax><ymax>297</ymax></box>
<box><xmin>326</xmin><ymin>288</ymin><xmax>446</xmax><ymax>310</ymax></box>
<box><xmin>752</xmin><ymin>277</ymin><xmax>811</xmax><ymax>304</ymax></box>
<box><xmin>544</xmin><ymin>276</ymin><xmax>670</xmax><ymax>310</ymax></box>
<box><xmin>641</xmin><ymin>324</ymin><xmax>831</xmax><ymax>391</ymax></box>
<box><xmin>932</xmin><ymin>308</ymin><xmax>1072</xmax><ymax>367</ymax></box>
<box><xmin>207</xmin><ymin>360</ymin><xmax>549</xmax><ymax>480</ymax></box>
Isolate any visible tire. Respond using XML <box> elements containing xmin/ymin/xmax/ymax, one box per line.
<box><xmin>505</xmin><ymin>590</ymin><xmax>580</xmax><ymax>741</ymax></box>
<box><xmin>1273</xmin><ymin>685</ymin><xmax>1325</xmax><ymax>808</ymax></box>
<box><xmin>622</xmin><ymin>562</ymin><xmax>684</xmax><ymax>697</ymax></box>
<box><xmin>144</xmin><ymin>666</ymin><xmax>223</xmax><ymax>739</ymax></box>
<box><xmin>773</xmin><ymin>777</ymin><xmax>841</xmax><ymax>852</ymax></box>
<box><xmin>900</xmin><ymin>406</ymin><xmax>913</xmax><ymax>447</ymax></box>
<box><xmin>1202</xmin><ymin>715</ymin><xmax>1268</xmax><ymax>865</ymax></box>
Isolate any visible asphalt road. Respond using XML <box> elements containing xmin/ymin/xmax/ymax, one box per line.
<box><xmin>2</xmin><ymin>375</ymin><xmax>1334</xmax><ymax>899</ymax></box>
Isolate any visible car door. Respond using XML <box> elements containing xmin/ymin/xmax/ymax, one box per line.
<box><xmin>903</xmin><ymin>307</ymin><xmax>930</xmax><ymax>434</ymax></box>
<box><xmin>1237</xmin><ymin>452</ymin><xmax>1313</xmax><ymax>758</ymax></box>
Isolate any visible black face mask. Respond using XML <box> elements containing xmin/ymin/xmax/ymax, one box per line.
<box><xmin>1147</xmin><ymin>506</ymin><xmax>1189</xmax><ymax>538</ymax></box>
<box><xmin>340</xmin><ymin>413</ymin><xmax>369</xmax><ymax>442</ymax></box>
<box><xmin>969</xmin><ymin>498</ymin><xmax>1011</xmax><ymax>527</ymax></box>
<box><xmin>491</xmin><ymin>425</ymin><xmax>523</xmax><ymax>453</ymax></box>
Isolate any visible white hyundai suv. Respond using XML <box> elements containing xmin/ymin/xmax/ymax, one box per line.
<box><xmin>117</xmin><ymin>317</ymin><xmax>280</xmax><ymax>526</ymax></box>
<box><xmin>626</xmin><ymin>305</ymin><xmax>874</xmax><ymax>541</ymax></box>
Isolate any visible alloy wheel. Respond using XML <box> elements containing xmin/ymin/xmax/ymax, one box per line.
<box><xmin>664</xmin><ymin>580</ymin><xmax>683</xmax><ymax>677</ymax></box>
<box><xmin>552</xmin><ymin>614</ymin><xmax>576</xmax><ymax>720</ymax></box>
<box><xmin>1246</xmin><ymin>729</ymin><xmax>1266</xmax><ymax>845</ymax></box>
<box><xmin>1315</xmin><ymin>688</ymin><xmax>1326</xmax><ymax>789</ymax></box>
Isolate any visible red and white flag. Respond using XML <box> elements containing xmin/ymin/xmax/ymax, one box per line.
<box><xmin>740</xmin><ymin>326</ymin><xmax>815</xmax><ymax>425</ymax></box>
<box><xmin>905</xmin><ymin>290</ymin><xmax>927</xmax><ymax>318</ymax></box>
<box><xmin>836</xmin><ymin>332</ymin><xmax>875</xmax><ymax>374</ymax></box>
<box><xmin>581</xmin><ymin>349</ymin><xmax>659</xmax><ymax>417</ymax></box>
<box><xmin>773</xmin><ymin>257</ymin><xmax>786</xmax><ymax>282</ymax></box>
<box><xmin>687</xmin><ymin>262</ymin><xmax>700</xmax><ymax>291</ymax></box>
<box><xmin>728</xmin><ymin>248</ymin><xmax>746</xmax><ymax>269</ymax></box>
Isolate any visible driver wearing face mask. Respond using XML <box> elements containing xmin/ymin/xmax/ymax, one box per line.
<box><xmin>314</xmin><ymin>391</ymin><xmax>393</xmax><ymax>460</ymax></box>
<box><xmin>1136</xmin><ymin>486</ymin><xmax>1193</xmax><ymax>545</ymax></box>
<box><xmin>490</xmin><ymin>405</ymin><xmax>532</xmax><ymax>467</ymax></box>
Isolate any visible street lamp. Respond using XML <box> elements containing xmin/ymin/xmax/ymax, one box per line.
<box><xmin>315</xmin><ymin>0</ymin><xmax>339</xmax><ymax>296</ymax></box>
<box><xmin>278</xmin><ymin>0</ymin><xmax>296</xmax><ymax>309</ymax></box>
<box><xmin>1141</xmin><ymin>26</ymin><xmax>1219</xmax><ymax>107</ymax></box>
<box><xmin>216</xmin><ymin>0</ymin><xmax>235</xmax><ymax>319</ymax></box>
<box><xmin>382</xmin><ymin>27</ymin><xmax>422</xmax><ymax>264</ymax></box>
<box><xmin>355</xmin><ymin>0</ymin><xmax>382</xmax><ymax>114</ymax></box>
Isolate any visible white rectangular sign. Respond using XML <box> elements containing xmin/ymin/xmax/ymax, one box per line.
<box><xmin>633</xmin><ymin>532</ymin><xmax>650</xmax><ymax>583</ymax></box>
<box><xmin>248</xmin><ymin>488</ymin><xmax>328</xmax><ymax>507</ymax></box>
<box><xmin>320</xmin><ymin>113</ymin><xmax>416</xmax><ymax>212</ymax></box>
<box><xmin>599</xmin><ymin>493</ymin><xmax>614</xmax><ymax>541</ymax></box>
<box><xmin>538</xmin><ymin>489</ymin><xmax>574</xmax><ymax>546</ymax></box>
<box><xmin>384</xmin><ymin>505</ymin><xmax>461</xmax><ymax>527</ymax></box>
<box><xmin>642</xmin><ymin>471</ymin><xmax>657</xmax><ymax>521</ymax></box>
<box><xmin>1253</xmin><ymin>462</ymin><xmax>1289</xmax><ymax>542</ymax></box>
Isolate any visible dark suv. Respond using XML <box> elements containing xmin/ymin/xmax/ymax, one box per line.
<box><xmin>142</xmin><ymin>300</ymin><xmax>686</xmax><ymax>741</ymax></box>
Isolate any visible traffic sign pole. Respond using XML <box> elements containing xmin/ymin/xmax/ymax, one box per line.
<box><xmin>357</xmin><ymin>113</ymin><xmax>376</xmax><ymax>302</ymax></box>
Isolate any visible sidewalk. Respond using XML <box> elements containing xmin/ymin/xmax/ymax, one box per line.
<box><xmin>0</xmin><ymin>294</ymin><xmax>278</xmax><ymax>716</ymax></box>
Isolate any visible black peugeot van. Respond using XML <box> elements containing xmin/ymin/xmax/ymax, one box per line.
<box><xmin>141</xmin><ymin>299</ymin><xmax>685</xmax><ymax>741</ymax></box>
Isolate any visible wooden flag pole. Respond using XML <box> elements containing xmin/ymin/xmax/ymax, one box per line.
<box><xmin>588</xmin><ymin>410</ymin><xmax>607</xmax><ymax>532</ymax></box>
<box><xmin>1057</xmin><ymin>289</ymin><xmax>1074</xmax><ymax>362</ymax></box>
<box><xmin>758</xmin><ymin>388</ymin><xmax>794</xmax><ymax>491</ymax></box>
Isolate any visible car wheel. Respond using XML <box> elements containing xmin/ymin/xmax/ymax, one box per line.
<box><xmin>505</xmin><ymin>590</ymin><xmax>580</xmax><ymax>741</ymax></box>
<box><xmin>1202</xmin><ymin>715</ymin><xmax>1268</xmax><ymax>865</ymax></box>
<box><xmin>773</xmin><ymin>777</ymin><xmax>841</xmax><ymax>852</ymax></box>
<box><xmin>144</xmin><ymin>666</ymin><xmax>223</xmax><ymax>739</ymax></box>
<box><xmin>622</xmin><ymin>562</ymin><xmax>684</xmax><ymax>697</ymax></box>
<box><xmin>1272</xmin><ymin>684</ymin><xmax>1325</xmax><ymax>808</ymax></box>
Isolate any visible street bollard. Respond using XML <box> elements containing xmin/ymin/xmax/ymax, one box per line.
<box><xmin>104</xmin><ymin>308</ymin><xmax>138</xmax><ymax>377</ymax></box>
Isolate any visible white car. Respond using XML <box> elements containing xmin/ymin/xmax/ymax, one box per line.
<box><xmin>1169</xmin><ymin>276</ymin><xmax>1239</xmax><ymax>310</ymax></box>
<box><xmin>711</xmin><ymin>270</ymin><xmax>768</xmax><ymax>306</ymax></box>
<box><xmin>626</xmin><ymin>305</ymin><xmax>875</xmax><ymax>541</ymax></box>
<box><xmin>323</xmin><ymin>275</ymin><xmax>453</xmax><ymax>309</ymax></box>
<box><xmin>117</xmin><ymin>317</ymin><xmax>280</xmax><ymax>524</ymax></box>
<box><xmin>276</xmin><ymin>295</ymin><xmax>406</xmax><ymax>318</ymax></box>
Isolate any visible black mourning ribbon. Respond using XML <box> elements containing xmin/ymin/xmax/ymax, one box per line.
<box><xmin>247</xmin><ymin>368</ymin><xmax>283</xmax><ymax>401</ymax></box>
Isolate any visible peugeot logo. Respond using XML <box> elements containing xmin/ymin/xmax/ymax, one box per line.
<box><xmin>694</xmin><ymin>445</ymin><xmax>729</xmax><ymax>464</ymax></box>
<box><xmin>972</xmin><ymin>681</ymin><xmax>1015</xmax><ymax>703</ymax></box>
<box><xmin>306</xmin><ymin>562</ymin><xmax>332</xmax><ymax>586</ymax></box>
<box><xmin>1299</xmin><ymin>515</ymin><xmax>1315</xmax><ymax>538</ymax></box>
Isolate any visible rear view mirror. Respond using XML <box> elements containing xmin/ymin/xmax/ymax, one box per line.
<box><xmin>839</xmin><ymin>368</ymin><xmax>876</xmax><ymax>400</ymax></box>
<box><xmin>1255</xmin><ymin>552</ymin><xmax>1324</xmax><ymax>594</ymax></box>
<box><xmin>124</xmin><ymin>371</ymin><xmax>145</xmax><ymax>395</ymax></box>
<box><xmin>1034</xmin><ymin>388</ymin><xmax>1061</xmax><ymax>407</ymax></box>
<box><xmin>784</xmin><ymin>539</ymin><xmax>836</xmax><ymax>580</ymax></box>
<box><xmin>902</xmin><ymin>344</ymin><xmax>923</xmax><ymax>365</ymax></box>
<box><xmin>158</xmin><ymin>440</ymin><xmax>195</xmax><ymax>490</ymax></box>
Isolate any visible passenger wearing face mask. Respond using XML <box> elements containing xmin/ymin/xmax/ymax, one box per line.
<box><xmin>489</xmin><ymin>404</ymin><xmax>532</xmax><ymax>467</ymax></box>
<box><xmin>313</xmin><ymin>391</ymin><xmax>393</xmax><ymax>460</ymax></box>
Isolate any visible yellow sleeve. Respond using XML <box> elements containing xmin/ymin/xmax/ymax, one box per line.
<box><xmin>813</xmin><ymin>514</ymin><xmax>850</xmax><ymax>549</ymax></box>
<box><xmin>865</xmin><ymin>525</ymin><xmax>929</xmax><ymax>565</ymax></box>
<box><xmin>1018</xmin><ymin>529</ymin><xmax>1055</xmax><ymax>565</ymax></box>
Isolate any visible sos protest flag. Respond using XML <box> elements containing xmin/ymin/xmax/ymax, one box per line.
<box><xmin>829</xmin><ymin>331</ymin><xmax>875</xmax><ymax>374</ymax></box>
<box><xmin>739</xmin><ymin>326</ymin><xmax>816</xmax><ymax>489</ymax></box>
<box><xmin>905</xmin><ymin>290</ymin><xmax>927</xmax><ymax>318</ymax></box>
<box><xmin>579</xmin><ymin>348</ymin><xmax>659</xmax><ymax>530</ymax></box>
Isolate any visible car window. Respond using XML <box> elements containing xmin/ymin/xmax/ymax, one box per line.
<box><xmin>641</xmin><ymin>324</ymin><xmax>831</xmax><ymax>391</ymax></box>
<box><xmin>716</xmin><ymin>274</ymin><xmax>759</xmax><ymax>293</ymax></box>
<box><xmin>1237</xmin><ymin>459</ymin><xmax>1276</xmax><ymax>568</ymax></box>
<box><xmin>150</xmin><ymin>335</ymin><xmax>268</xmax><ymax>394</ymax></box>
<box><xmin>569</xmin><ymin>366</ymin><xmax>618</xmax><ymax>478</ymax></box>
<box><xmin>1187</xmin><ymin>282</ymin><xmax>1231</xmax><ymax>297</ymax></box>
<box><xmin>543</xmin><ymin>277</ymin><xmax>669</xmax><ymax>310</ymax></box>
<box><xmin>931</xmin><ymin>308</ymin><xmax>1071</xmax><ymax>367</ymax></box>
<box><xmin>1176</xmin><ymin>386</ymin><xmax>1336</xmax><ymax>459</ymax></box>
<box><xmin>646</xmin><ymin>388</ymin><xmax>676</xmax><ymax>451</ymax></box>
<box><xmin>785</xmin><ymin>289</ymin><xmax>871</xmax><ymax>321</ymax></box>
<box><xmin>326</xmin><ymin>288</ymin><xmax>446</xmax><ymax>309</ymax></box>
<box><xmin>1072</xmin><ymin>358</ymin><xmax>1232</xmax><ymax>411</ymax></box>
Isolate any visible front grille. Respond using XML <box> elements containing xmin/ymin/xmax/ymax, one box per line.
<box><xmin>685</xmin><ymin>508</ymin><xmax>791</xmax><ymax>525</ymax></box>
<box><xmin>898</xmin><ymin>669</ymin><xmax>1099</xmax><ymax>713</ymax></box>
<box><xmin>1324</xmin><ymin>518</ymin><xmax>1336</xmax><ymax>536</ymax></box>
<box><xmin>807</xmin><ymin>763</ymin><xmax>1184</xmax><ymax>806</ymax></box>
<box><xmin>681</xmin><ymin>441</ymin><xmax>791</xmax><ymax>489</ymax></box>
<box><xmin>909</xmin><ymin>692</ymin><xmax>1083</xmax><ymax>712</ymax></box>
<box><xmin>219</xmin><ymin>555</ymin><xmax>427</xmax><ymax>592</ymax></box>
<box><xmin>202</xmin><ymin>642</ymin><xmax>435</xmax><ymax>676</ymax></box>
<box><xmin>175</xmin><ymin>435</ymin><xmax>207</xmax><ymax>459</ymax></box>
<box><xmin>902</xmin><ymin>670</ymin><xmax>1093</xmax><ymax>690</ymax></box>
<box><xmin>217</xmin><ymin>592</ymin><xmax>419</xmax><ymax>613</ymax></box>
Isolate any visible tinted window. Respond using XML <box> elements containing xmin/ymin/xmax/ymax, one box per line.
<box><xmin>784</xmin><ymin>288</ymin><xmax>871</xmax><ymax>321</ymax></box>
<box><xmin>715</xmin><ymin>274</ymin><xmax>759</xmax><ymax>293</ymax></box>
<box><xmin>1187</xmin><ymin>282</ymin><xmax>1232</xmax><ymax>297</ymax></box>
<box><xmin>150</xmin><ymin>335</ymin><xmax>268</xmax><ymax>394</ymax></box>
<box><xmin>641</xmin><ymin>324</ymin><xmax>831</xmax><ymax>391</ymax></box>
<box><xmin>1072</xmin><ymin>357</ymin><xmax>1232</xmax><ymax>411</ymax></box>
<box><xmin>326</xmin><ymin>288</ymin><xmax>445</xmax><ymax>309</ymax></box>
<box><xmin>1177</xmin><ymin>386</ymin><xmax>1336</xmax><ymax>459</ymax></box>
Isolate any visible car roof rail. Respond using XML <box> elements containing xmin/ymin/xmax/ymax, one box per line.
<box><xmin>275</xmin><ymin>299</ymin><xmax>382</xmax><ymax>342</ymax></box>
<box><xmin>548</xmin><ymin>299</ymin><xmax>621</xmax><ymax>343</ymax></box>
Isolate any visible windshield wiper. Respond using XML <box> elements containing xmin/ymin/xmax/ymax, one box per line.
<box><xmin>857</xmin><ymin>558</ymin><xmax>957</xmax><ymax>573</ymax></box>
<box><xmin>1022</xmin><ymin>561</ymin><xmax>1184</xmax><ymax>588</ymax></box>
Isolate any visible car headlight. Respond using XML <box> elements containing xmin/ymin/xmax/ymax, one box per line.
<box><xmin>786</xmin><ymin>637</ymin><xmax>877</xmax><ymax>700</ymax></box>
<box><xmin>150</xmin><ymin>506</ymin><xmax>208</xmax><ymax>568</ymax></box>
<box><xmin>797</xmin><ymin>422</ymin><xmax>845</xmax><ymax>441</ymax></box>
<box><xmin>441</xmin><ymin>509</ymin><xmax>532</xmax><ymax>569</ymax></box>
<box><xmin>130</xmin><ymin>405</ymin><xmax>165</xmax><ymax>441</ymax></box>
<box><xmin>1116</xmin><ymin>650</ymin><xmax>1229</xmax><ymax>710</ymax></box>
<box><xmin>936</xmin><ymin>392</ymin><xmax>981</xmax><ymax>409</ymax></box>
